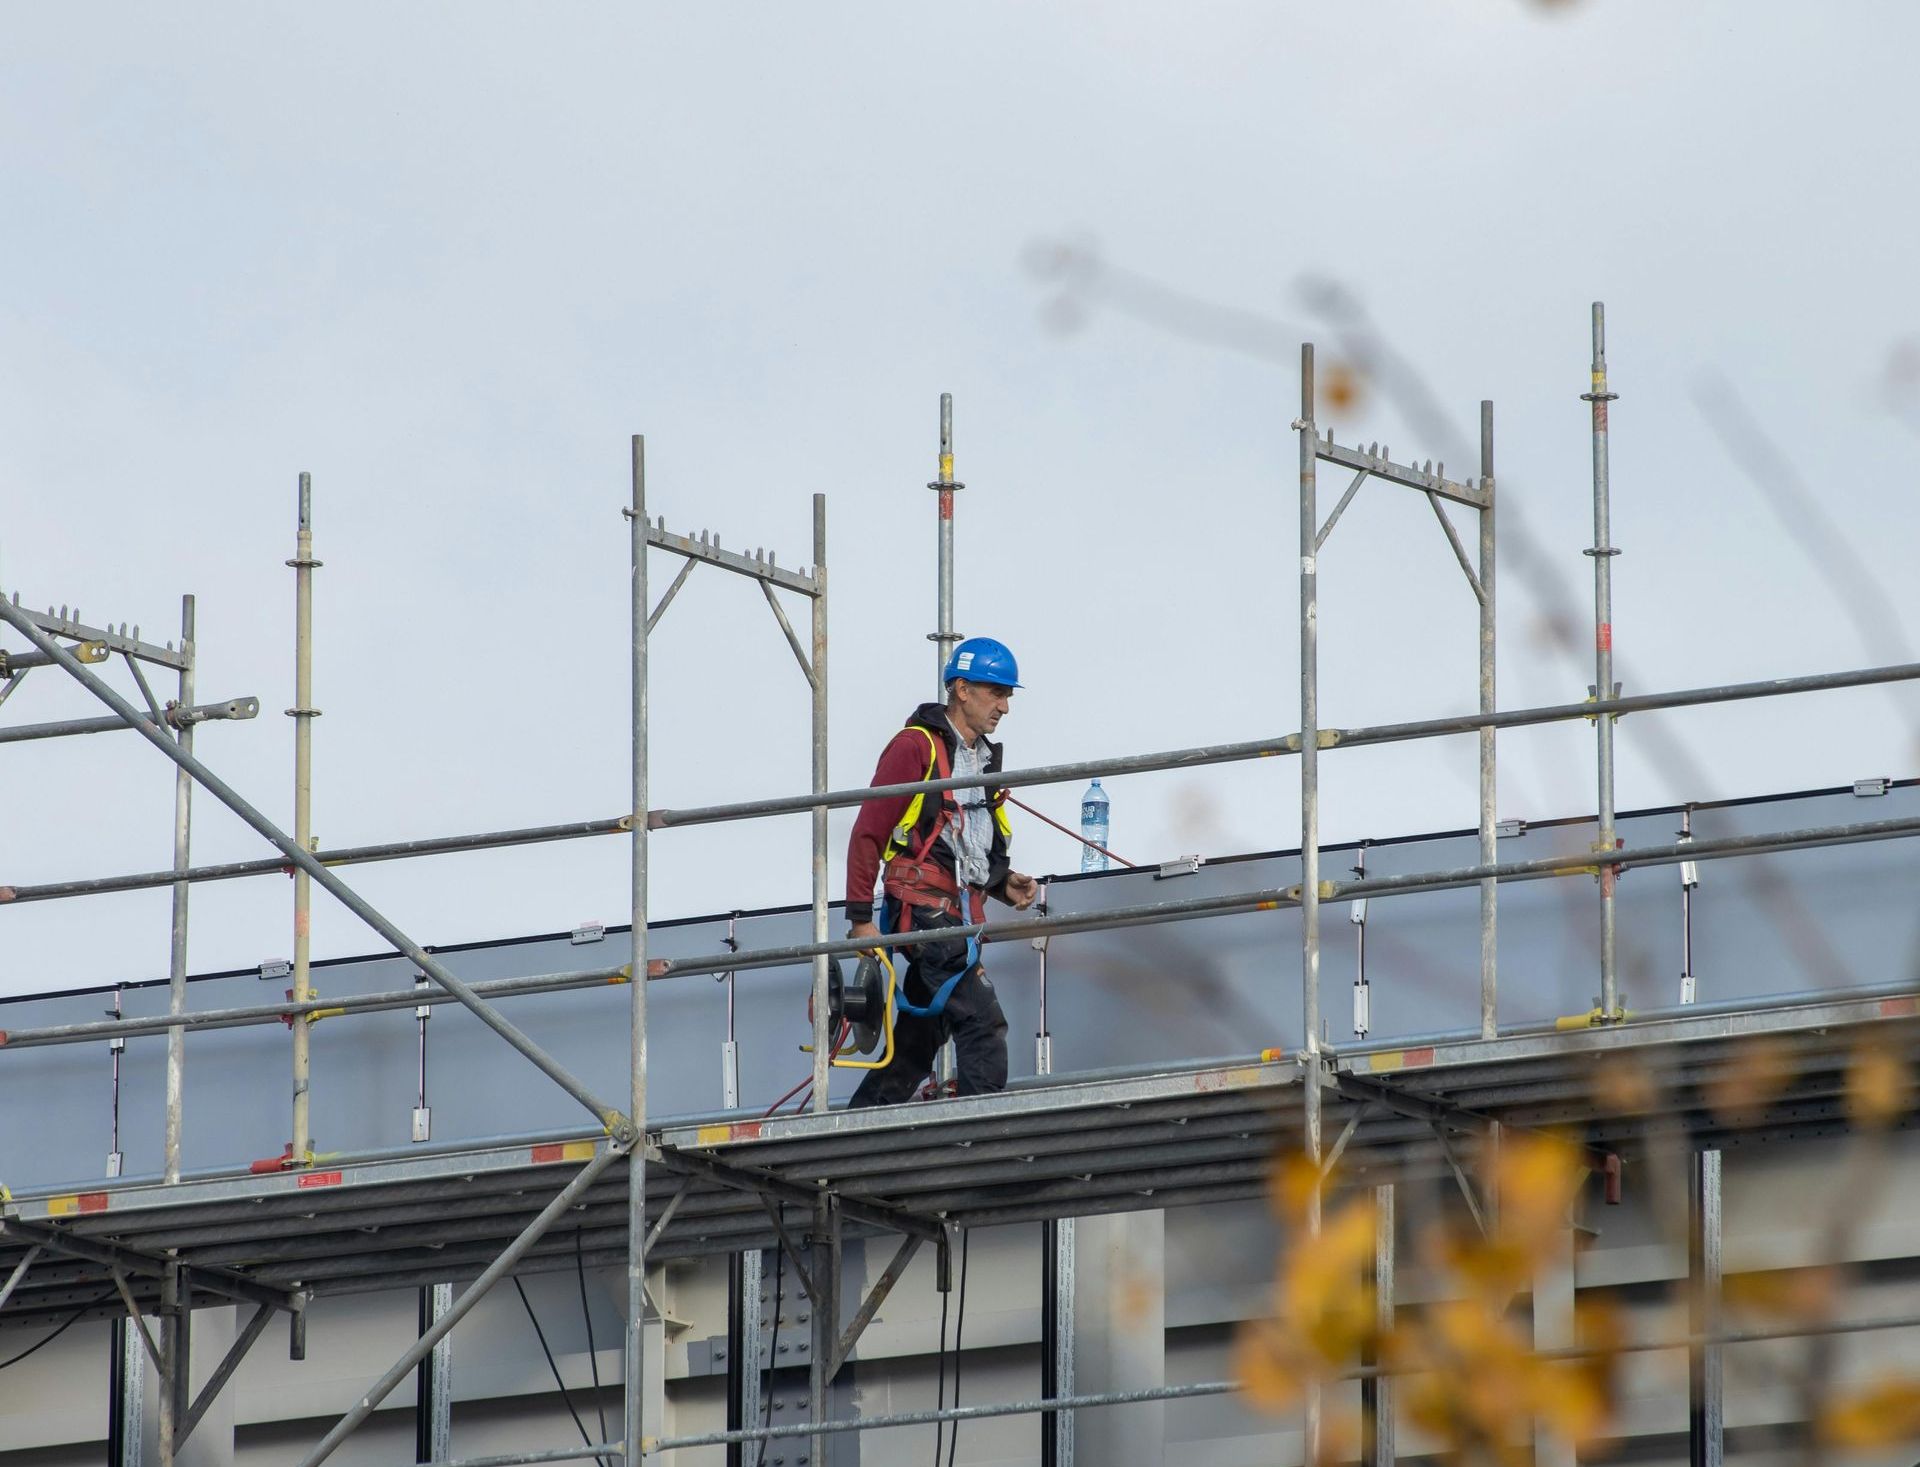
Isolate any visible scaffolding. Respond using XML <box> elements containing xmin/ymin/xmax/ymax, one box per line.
<box><xmin>6</xmin><ymin>306</ymin><xmax>1920</xmax><ymax>1467</ymax></box>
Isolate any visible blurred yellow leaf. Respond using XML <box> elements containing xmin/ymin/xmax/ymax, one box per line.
<box><xmin>1847</xmin><ymin>1040</ymin><xmax>1912</xmax><ymax>1128</ymax></box>
<box><xmin>1530</xmin><ymin>1358</ymin><xmax>1610</xmax><ymax>1442</ymax></box>
<box><xmin>1322</xmin><ymin>360</ymin><xmax>1364</xmax><ymax>415</ymax></box>
<box><xmin>1704</xmin><ymin>1036</ymin><xmax>1796</xmax><ymax>1123</ymax></box>
<box><xmin>1821</xmin><ymin>1375</ymin><xmax>1920</xmax><ymax>1446</ymax></box>
<box><xmin>1591</xmin><ymin>1055</ymin><xmax>1658</xmax><ymax>1113</ymax></box>
<box><xmin>1234</xmin><ymin>1317</ymin><xmax>1304</xmax><ymax>1411</ymax></box>
<box><xmin>1270</xmin><ymin>1149</ymin><xmax>1324</xmax><ymax>1221</ymax></box>
<box><xmin>1723</xmin><ymin>1266</ymin><xmax>1836</xmax><ymax>1320</ymax></box>
<box><xmin>1314</xmin><ymin>1411</ymin><xmax>1362</xmax><ymax>1467</ymax></box>
<box><xmin>1493</xmin><ymin>1132</ymin><xmax>1585</xmax><ymax>1258</ymax></box>
<box><xmin>1284</xmin><ymin>1199</ymin><xmax>1378</xmax><ymax>1359</ymax></box>
<box><xmin>1438</xmin><ymin>1232</ymin><xmax>1533</xmax><ymax>1302</ymax></box>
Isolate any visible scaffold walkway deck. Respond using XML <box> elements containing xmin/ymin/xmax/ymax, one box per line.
<box><xmin>6</xmin><ymin>985</ymin><xmax>1914</xmax><ymax>1337</ymax></box>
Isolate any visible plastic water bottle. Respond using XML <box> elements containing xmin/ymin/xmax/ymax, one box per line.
<box><xmin>1079</xmin><ymin>779</ymin><xmax>1110</xmax><ymax>873</ymax></box>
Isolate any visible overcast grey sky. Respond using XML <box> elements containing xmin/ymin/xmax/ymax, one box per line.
<box><xmin>4</xmin><ymin>3</ymin><xmax>1918</xmax><ymax>996</ymax></box>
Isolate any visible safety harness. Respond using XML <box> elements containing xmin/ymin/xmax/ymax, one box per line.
<box><xmin>880</xmin><ymin>725</ymin><xmax>1008</xmax><ymax>1019</ymax></box>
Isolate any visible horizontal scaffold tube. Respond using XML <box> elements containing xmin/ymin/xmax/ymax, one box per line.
<box><xmin>0</xmin><ymin>817</ymin><xmax>631</xmax><ymax>905</ymax></box>
<box><xmin>7</xmin><ymin>660</ymin><xmax>1912</xmax><ymax>910</ymax></box>
<box><xmin>647</xmin><ymin>660</ymin><xmax>1920</xmax><ymax>829</ymax></box>
<box><xmin>10</xmin><ymin>808</ymin><xmax>1920</xmax><ymax>1054</ymax></box>
<box><xmin>4</xmin><ymin>659</ymin><xmax>1914</xmax><ymax>906</ymax></box>
<box><xmin>646</xmin><ymin>1307</ymin><xmax>1920</xmax><ymax>1453</ymax></box>
<box><xmin>0</xmin><ymin>696</ymin><xmax>259</xmax><ymax>746</ymax></box>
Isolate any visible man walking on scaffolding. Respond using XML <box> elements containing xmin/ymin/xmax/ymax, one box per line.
<box><xmin>846</xmin><ymin>637</ymin><xmax>1039</xmax><ymax>1106</ymax></box>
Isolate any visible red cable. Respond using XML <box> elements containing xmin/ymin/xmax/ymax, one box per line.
<box><xmin>763</xmin><ymin>1019</ymin><xmax>851</xmax><ymax>1118</ymax></box>
<box><xmin>1002</xmin><ymin>793</ymin><xmax>1137</xmax><ymax>869</ymax></box>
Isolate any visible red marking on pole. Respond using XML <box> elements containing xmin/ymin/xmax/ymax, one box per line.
<box><xmin>1597</xmin><ymin>623</ymin><xmax>1612</xmax><ymax>652</ymax></box>
<box><xmin>0</xmin><ymin>1030</ymin><xmax>9</xmax><ymax>1046</ymax></box>
<box><xmin>76</xmin><ymin>1192</ymin><xmax>110</xmax><ymax>1214</ymax></box>
<box><xmin>1600</xmin><ymin>868</ymin><xmax>1617</xmax><ymax>896</ymax></box>
<box><xmin>296</xmin><ymin>1171</ymin><xmax>343</xmax><ymax>1189</ymax></box>
<box><xmin>1602</xmin><ymin>1153</ymin><xmax>1623</xmax><ymax>1205</ymax></box>
<box><xmin>938</xmin><ymin>490</ymin><xmax>954</xmax><ymax>522</ymax></box>
<box><xmin>1595</xmin><ymin>401</ymin><xmax>1609</xmax><ymax>431</ymax></box>
<box><xmin>1400</xmin><ymin>1046</ymin><xmax>1436</xmax><ymax>1069</ymax></box>
<box><xmin>1880</xmin><ymin>997</ymin><xmax>1920</xmax><ymax>1018</ymax></box>
<box><xmin>531</xmin><ymin>1143</ymin><xmax>566</xmax><ymax>1164</ymax></box>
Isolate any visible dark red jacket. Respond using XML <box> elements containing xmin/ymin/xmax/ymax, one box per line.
<box><xmin>845</xmin><ymin>703</ymin><xmax>1011</xmax><ymax>925</ymax></box>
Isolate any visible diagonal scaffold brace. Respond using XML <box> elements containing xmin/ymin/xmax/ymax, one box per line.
<box><xmin>0</xmin><ymin>595</ymin><xmax>635</xmax><ymax>1145</ymax></box>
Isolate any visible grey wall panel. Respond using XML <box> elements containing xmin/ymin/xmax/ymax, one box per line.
<box><xmin>6</xmin><ymin>783</ymin><xmax>1919</xmax><ymax>1195</ymax></box>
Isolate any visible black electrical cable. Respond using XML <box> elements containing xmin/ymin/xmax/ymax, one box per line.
<box><xmin>575</xmin><ymin>1229</ymin><xmax>611</xmax><ymax>1454</ymax></box>
<box><xmin>514</xmin><ymin>1276</ymin><xmax>610</xmax><ymax>1467</ymax></box>
<box><xmin>933</xmin><ymin>1275</ymin><xmax>951</xmax><ymax>1467</ymax></box>
<box><xmin>946</xmin><ymin>1232</ymin><xmax>971</xmax><ymax>1467</ymax></box>
<box><xmin>0</xmin><ymin>1288</ymin><xmax>118</xmax><ymax>1370</ymax></box>
<box><xmin>756</xmin><ymin>1245</ymin><xmax>785</xmax><ymax>1467</ymax></box>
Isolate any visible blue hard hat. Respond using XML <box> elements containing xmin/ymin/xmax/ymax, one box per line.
<box><xmin>943</xmin><ymin>636</ymin><xmax>1022</xmax><ymax>689</ymax></box>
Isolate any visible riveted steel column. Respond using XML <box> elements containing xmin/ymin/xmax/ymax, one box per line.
<box><xmin>1297</xmin><ymin>342</ymin><xmax>1323</xmax><ymax>1464</ymax></box>
<box><xmin>1584</xmin><ymin>306</ymin><xmax>1621</xmax><ymax>1019</ymax></box>
<box><xmin>1690</xmin><ymin>1149</ymin><xmax>1724</xmax><ymax>1467</ymax></box>
<box><xmin>1362</xmin><ymin>1184</ymin><xmax>1395</xmax><ymax>1467</ymax></box>
<box><xmin>810</xmin><ymin>494</ymin><xmax>831</xmax><ymax>1113</ymax></box>
<box><xmin>626</xmin><ymin>435</ymin><xmax>652</xmax><ymax>1462</ymax></box>
<box><xmin>164</xmin><ymin>594</ymin><xmax>195</xmax><ymax>1183</ymax></box>
<box><xmin>290</xmin><ymin>473</ymin><xmax>320</xmax><ymax>1161</ymax></box>
<box><xmin>415</xmin><ymin>1283</ymin><xmax>453</xmax><ymax>1464</ymax></box>
<box><xmin>1478</xmin><ymin>404</ymin><xmax>1497</xmax><ymax>1039</ymax></box>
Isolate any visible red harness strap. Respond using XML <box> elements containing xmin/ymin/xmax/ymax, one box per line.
<box><xmin>884</xmin><ymin>732</ymin><xmax>987</xmax><ymax>923</ymax></box>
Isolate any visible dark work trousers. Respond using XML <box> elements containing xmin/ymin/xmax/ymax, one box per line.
<box><xmin>849</xmin><ymin>898</ymin><xmax>1008</xmax><ymax>1108</ymax></box>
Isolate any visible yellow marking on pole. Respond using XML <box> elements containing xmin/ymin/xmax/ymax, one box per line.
<box><xmin>939</xmin><ymin>453</ymin><xmax>954</xmax><ymax>481</ymax></box>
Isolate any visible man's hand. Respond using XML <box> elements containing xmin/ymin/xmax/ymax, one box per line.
<box><xmin>1003</xmin><ymin>871</ymin><xmax>1040</xmax><ymax>910</ymax></box>
<box><xmin>849</xmin><ymin>921</ymin><xmax>881</xmax><ymax>949</ymax></box>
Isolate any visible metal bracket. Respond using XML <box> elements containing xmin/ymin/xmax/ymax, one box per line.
<box><xmin>826</xmin><ymin>1233</ymin><xmax>922</xmax><ymax>1381</ymax></box>
<box><xmin>259</xmin><ymin>958</ymin><xmax>292</xmax><ymax>982</ymax></box>
<box><xmin>1854</xmin><ymin>777</ymin><xmax>1890</xmax><ymax>798</ymax></box>
<box><xmin>571</xmin><ymin>920</ymin><xmax>607</xmax><ymax>946</ymax></box>
<box><xmin>654</xmin><ymin>1142</ymin><xmax>943</xmax><ymax>1245</ymax></box>
<box><xmin>1155</xmin><ymin>855</ymin><xmax>1204</xmax><ymax>880</ymax></box>
<box><xmin>175</xmin><ymin>1301</ymin><xmax>274</xmax><ymax>1450</ymax></box>
<box><xmin>2</xmin><ymin>597</ymin><xmax>184</xmax><ymax>669</ymax></box>
<box><xmin>0</xmin><ymin>1218</ymin><xmax>297</xmax><ymax>1315</ymax></box>
<box><xmin>644</xmin><ymin>520</ymin><xmax>819</xmax><ymax>599</ymax></box>
<box><xmin>1495</xmin><ymin>818</ymin><xmax>1527</xmax><ymax>839</ymax></box>
<box><xmin>759</xmin><ymin>1198</ymin><xmax>820</xmax><ymax>1309</ymax></box>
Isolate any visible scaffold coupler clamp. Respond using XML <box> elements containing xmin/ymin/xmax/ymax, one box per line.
<box><xmin>250</xmin><ymin>1143</ymin><xmax>323</xmax><ymax>1173</ymax></box>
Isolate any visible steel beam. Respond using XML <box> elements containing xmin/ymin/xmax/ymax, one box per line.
<box><xmin>0</xmin><ymin>1219</ymin><xmax>294</xmax><ymax>1314</ymax></box>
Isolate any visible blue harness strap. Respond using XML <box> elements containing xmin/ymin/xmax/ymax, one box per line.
<box><xmin>883</xmin><ymin>896</ymin><xmax>978</xmax><ymax>1020</ymax></box>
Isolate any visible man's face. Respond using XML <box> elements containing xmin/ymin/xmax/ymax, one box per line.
<box><xmin>951</xmin><ymin>678</ymin><xmax>1014</xmax><ymax>737</ymax></box>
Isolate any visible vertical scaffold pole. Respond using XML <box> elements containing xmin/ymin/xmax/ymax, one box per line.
<box><xmin>290</xmin><ymin>473</ymin><xmax>320</xmax><ymax>1162</ymax></box>
<box><xmin>932</xmin><ymin>392</ymin><xmax>959</xmax><ymax>696</ymax></box>
<box><xmin>627</xmin><ymin>434</ymin><xmax>652</xmax><ymax>1462</ymax></box>
<box><xmin>1478</xmin><ymin>403</ymin><xmax>1498</xmax><ymax>1039</ymax></box>
<box><xmin>1584</xmin><ymin>305</ymin><xmax>1621</xmax><ymax>1019</ymax></box>
<box><xmin>164</xmin><ymin>594</ymin><xmax>195</xmax><ymax>1183</ymax></box>
<box><xmin>810</xmin><ymin>494</ymin><xmax>831</xmax><ymax>1113</ymax></box>
<box><xmin>1296</xmin><ymin>343</ymin><xmax>1323</xmax><ymax>1464</ymax></box>
<box><xmin>931</xmin><ymin>394</ymin><xmax>960</xmax><ymax>1092</ymax></box>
